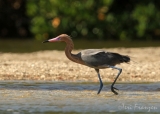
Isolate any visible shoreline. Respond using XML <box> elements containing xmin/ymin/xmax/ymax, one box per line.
<box><xmin>0</xmin><ymin>47</ymin><xmax>160</xmax><ymax>82</ymax></box>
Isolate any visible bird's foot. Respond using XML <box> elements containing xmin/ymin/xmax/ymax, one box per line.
<box><xmin>111</xmin><ymin>86</ymin><xmax>119</xmax><ymax>95</ymax></box>
<box><xmin>97</xmin><ymin>83</ymin><xmax>103</xmax><ymax>94</ymax></box>
<box><xmin>113</xmin><ymin>86</ymin><xmax>119</xmax><ymax>90</ymax></box>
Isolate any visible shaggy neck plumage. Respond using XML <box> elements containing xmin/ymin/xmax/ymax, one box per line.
<box><xmin>64</xmin><ymin>38</ymin><xmax>84</xmax><ymax>65</ymax></box>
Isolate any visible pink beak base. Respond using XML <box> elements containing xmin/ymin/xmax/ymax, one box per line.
<box><xmin>42</xmin><ymin>37</ymin><xmax>59</xmax><ymax>43</ymax></box>
<box><xmin>48</xmin><ymin>37</ymin><xmax>59</xmax><ymax>42</ymax></box>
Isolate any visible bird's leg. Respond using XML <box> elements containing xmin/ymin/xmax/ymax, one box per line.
<box><xmin>107</xmin><ymin>65</ymin><xmax>122</xmax><ymax>95</ymax></box>
<box><xmin>95</xmin><ymin>69</ymin><xmax>103</xmax><ymax>94</ymax></box>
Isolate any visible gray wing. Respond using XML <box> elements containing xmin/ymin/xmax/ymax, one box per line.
<box><xmin>76</xmin><ymin>49</ymin><xmax>122</xmax><ymax>68</ymax></box>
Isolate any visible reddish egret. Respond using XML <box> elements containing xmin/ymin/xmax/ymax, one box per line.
<box><xmin>43</xmin><ymin>34</ymin><xmax>130</xmax><ymax>95</ymax></box>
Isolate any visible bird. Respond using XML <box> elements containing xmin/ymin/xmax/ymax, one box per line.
<box><xmin>43</xmin><ymin>34</ymin><xmax>130</xmax><ymax>95</ymax></box>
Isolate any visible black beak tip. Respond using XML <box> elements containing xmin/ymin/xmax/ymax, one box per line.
<box><xmin>42</xmin><ymin>40</ymin><xmax>49</xmax><ymax>43</ymax></box>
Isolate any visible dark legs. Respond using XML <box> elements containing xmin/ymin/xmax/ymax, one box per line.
<box><xmin>95</xmin><ymin>66</ymin><xmax>122</xmax><ymax>95</ymax></box>
<box><xmin>95</xmin><ymin>69</ymin><xmax>103</xmax><ymax>94</ymax></box>
<box><xmin>107</xmin><ymin>65</ymin><xmax>122</xmax><ymax>95</ymax></box>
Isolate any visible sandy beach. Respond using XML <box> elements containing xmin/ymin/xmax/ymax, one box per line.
<box><xmin>0</xmin><ymin>47</ymin><xmax>160</xmax><ymax>82</ymax></box>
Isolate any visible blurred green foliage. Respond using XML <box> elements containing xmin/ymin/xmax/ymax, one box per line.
<box><xmin>26</xmin><ymin>0</ymin><xmax>160</xmax><ymax>41</ymax></box>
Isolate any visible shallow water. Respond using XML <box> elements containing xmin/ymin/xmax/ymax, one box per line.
<box><xmin>0</xmin><ymin>39</ymin><xmax>160</xmax><ymax>53</ymax></box>
<box><xmin>0</xmin><ymin>81</ymin><xmax>160</xmax><ymax>114</ymax></box>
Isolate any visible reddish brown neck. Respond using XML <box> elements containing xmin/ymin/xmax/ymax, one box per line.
<box><xmin>64</xmin><ymin>40</ymin><xmax>85</xmax><ymax>65</ymax></box>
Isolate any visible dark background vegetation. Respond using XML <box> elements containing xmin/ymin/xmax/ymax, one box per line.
<box><xmin>0</xmin><ymin>0</ymin><xmax>160</xmax><ymax>41</ymax></box>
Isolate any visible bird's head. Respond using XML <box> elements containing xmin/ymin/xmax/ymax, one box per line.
<box><xmin>43</xmin><ymin>34</ymin><xmax>71</xmax><ymax>43</ymax></box>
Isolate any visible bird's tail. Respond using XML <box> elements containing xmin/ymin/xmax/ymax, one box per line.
<box><xmin>122</xmin><ymin>55</ymin><xmax>130</xmax><ymax>63</ymax></box>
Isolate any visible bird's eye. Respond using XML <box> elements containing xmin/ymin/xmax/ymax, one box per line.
<box><xmin>57</xmin><ymin>37</ymin><xmax>60</xmax><ymax>40</ymax></box>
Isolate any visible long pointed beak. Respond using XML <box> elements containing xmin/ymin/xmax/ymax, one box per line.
<box><xmin>42</xmin><ymin>37</ymin><xmax>60</xmax><ymax>43</ymax></box>
<box><xmin>42</xmin><ymin>40</ymin><xmax>49</xmax><ymax>43</ymax></box>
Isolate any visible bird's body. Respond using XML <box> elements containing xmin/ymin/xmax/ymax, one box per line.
<box><xmin>43</xmin><ymin>34</ymin><xmax>130</xmax><ymax>95</ymax></box>
<box><xmin>76</xmin><ymin>49</ymin><xmax>129</xmax><ymax>69</ymax></box>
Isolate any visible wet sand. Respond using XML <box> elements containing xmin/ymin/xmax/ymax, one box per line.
<box><xmin>0</xmin><ymin>81</ymin><xmax>160</xmax><ymax>113</ymax></box>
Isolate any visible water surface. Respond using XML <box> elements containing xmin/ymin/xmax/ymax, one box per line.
<box><xmin>0</xmin><ymin>39</ymin><xmax>160</xmax><ymax>53</ymax></box>
<box><xmin>0</xmin><ymin>81</ymin><xmax>160</xmax><ymax>114</ymax></box>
